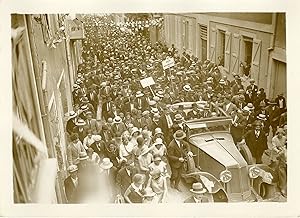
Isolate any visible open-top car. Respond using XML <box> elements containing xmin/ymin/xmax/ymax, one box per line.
<box><xmin>171</xmin><ymin>101</ymin><xmax>279</xmax><ymax>202</ymax></box>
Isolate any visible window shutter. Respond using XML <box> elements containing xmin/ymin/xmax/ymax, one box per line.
<box><xmin>230</xmin><ymin>33</ymin><xmax>240</xmax><ymax>75</ymax></box>
<box><xmin>209</xmin><ymin>27</ymin><xmax>217</xmax><ymax>63</ymax></box>
<box><xmin>200</xmin><ymin>25</ymin><xmax>207</xmax><ymax>40</ymax></box>
<box><xmin>189</xmin><ymin>21</ymin><xmax>193</xmax><ymax>51</ymax></box>
<box><xmin>251</xmin><ymin>39</ymin><xmax>262</xmax><ymax>83</ymax></box>
<box><xmin>224</xmin><ymin>31</ymin><xmax>231</xmax><ymax>73</ymax></box>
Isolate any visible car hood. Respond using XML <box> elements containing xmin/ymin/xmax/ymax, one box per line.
<box><xmin>189</xmin><ymin>132</ymin><xmax>248</xmax><ymax>168</ymax></box>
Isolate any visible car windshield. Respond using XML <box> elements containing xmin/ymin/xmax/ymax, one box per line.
<box><xmin>184</xmin><ymin>118</ymin><xmax>232</xmax><ymax>136</ymax></box>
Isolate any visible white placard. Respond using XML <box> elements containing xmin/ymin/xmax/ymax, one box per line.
<box><xmin>162</xmin><ymin>57</ymin><xmax>175</xmax><ymax>70</ymax></box>
<box><xmin>140</xmin><ymin>76</ymin><xmax>155</xmax><ymax>88</ymax></box>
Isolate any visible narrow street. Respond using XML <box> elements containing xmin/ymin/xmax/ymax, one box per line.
<box><xmin>11</xmin><ymin>13</ymin><xmax>287</xmax><ymax>204</ymax></box>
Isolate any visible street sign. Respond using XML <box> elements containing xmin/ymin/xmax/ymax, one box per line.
<box><xmin>140</xmin><ymin>76</ymin><xmax>155</xmax><ymax>88</ymax></box>
<box><xmin>162</xmin><ymin>57</ymin><xmax>175</xmax><ymax>70</ymax></box>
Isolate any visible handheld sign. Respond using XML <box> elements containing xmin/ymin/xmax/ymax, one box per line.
<box><xmin>162</xmin><ymin>57</ymin><xmax>175</xmax><ymax>70</ymax></box>
<box><xmin>140</xmin><ymin>77</ymin><xmax>156</xmax><ymax>96</ymax></box>
<box><xmin>140</xmin><ymin>76</ymin><xmax>155</xmax><ymax>88</ymax></box>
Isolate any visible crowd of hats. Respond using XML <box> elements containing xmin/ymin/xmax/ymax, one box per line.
<box><xmin>82</xmin><ymin>14</ymin><xmax>163</xmax><ymax>33</ymax></box>
<box><xmin>64</xmin><ymin>14</ymin><xmax>287</xmax><ymax>202</ymax></box>
<box><xmin>68</xmin><ymin>14</ymin><xmax>289</xmax><ymax>144</ymax></box>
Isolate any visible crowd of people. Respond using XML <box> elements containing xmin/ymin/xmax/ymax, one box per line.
<box><xmin>64</xmin><ymin>15</ymin><xmax>287</xmax><ymax>203</ymax></box>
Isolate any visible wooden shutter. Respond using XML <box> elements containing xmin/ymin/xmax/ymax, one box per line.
<box><xmin>176</xmin><ymin>16</ymin><xmax>181</xmax><ymax>48</ymax></box>
<box><xmin>251</xmin><ymin>39</ymin><xmax>262</xmax><ymax>83</ymax></box>
<box><xmin>210</xmin><ymin>27</ymin><xmax>217</xmax><ymax>63</ymax></box>
<box><xmin>224</xmin><ymin>31</ymin><xmax>231</xmax><ymax>73</ymax></box>
<box><xmin>189</xmin><ymin>20</ymin><xmax>193</xmax><ymax>52</ymax></box>
<box><xmin>230</xmin><ymin>33</ymin><xmax>240</xmax><ymax>74</ymax></box>
<box><xmin>200</xmin><ymin>25</ymin><xmax>207</xmax><ymax>40</ymax></box>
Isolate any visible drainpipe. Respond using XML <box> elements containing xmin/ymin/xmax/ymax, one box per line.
<box><xmin>266</xmin><ymin>13</ymin><xmax>278</xmax><ymax>98</ymax></box>
<box><xmin>268</xmin><ymin>13</ymin><xmax>277</xmax><ymax>51</ymax></box>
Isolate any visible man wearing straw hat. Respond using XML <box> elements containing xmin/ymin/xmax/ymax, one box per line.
<box><xmin>111</xmin><ymin>116</ymin><xmax>126</xmax><ymax>138</ymax></box>
<box><xmin>66</xmin><ymin>111</ymin><xmax>78</xmax><ymax>135</ymax></box>
<box><xmin>184</xmin><ymin>182</ymin><xmax>213</xmax><ymax>203</ymax></box>
<box><xmin>134</xmin><ymin>91</ymin><xmax>147</xmax><ymax>111</ymax></box>
<box><xmin>64</xmin><ymin>165</ymin><xmax>79</xmax><ymax>203</ymax></box>
<box><xmin>168</xmin><ymin>130</ymin><xmax>193</xmax><ymax>192</ymax></box>
<box><xmin>244</xmin><ymin>120</ymin><xmax>268</xmax><ymax>164</ymax></box>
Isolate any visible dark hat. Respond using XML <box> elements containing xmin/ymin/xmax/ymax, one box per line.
<box><xmin>173</xmin><ymin>129</ymin><xmax>186</xmax><ymax>140</ymax></box>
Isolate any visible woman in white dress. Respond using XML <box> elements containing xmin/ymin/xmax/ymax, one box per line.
<box><xmin>119</xmin><ymin>135</ymin><xmax>134</xmax><ymax>162</ymax></box>
<box><xmin>146</xmin><ymin>169</ymin><xmax>168</xmax><ymax>203</ymax></box>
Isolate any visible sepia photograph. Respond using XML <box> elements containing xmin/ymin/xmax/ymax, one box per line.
<box><xmin>11</xmin><ymin>12</ymin><xmax>288</xmax><ymax>205</ymax></box>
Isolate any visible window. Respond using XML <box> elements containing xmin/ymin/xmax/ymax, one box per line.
<box><xmin>243</xmin><ymin>37</ymin><xmax>253</xmax><ymax>65</ymax></box>
<box><xmin>201</xmin><ymin>39</ymin><xmax>207</xmax><ymax>61</ymax></box>
<box><xmin>184</xmin><ymin>21</ymin><xmax>189</xmax><ymax>49</ymax></box>
<box><xmin>218</xmin><ymin>30</ymin><xmax>226</xmax><ymax>66</ymax></box>
<box><xmin>199</xmin><ymin>25</ymin><xmax>208</xmax><ymax>61</ymax></box>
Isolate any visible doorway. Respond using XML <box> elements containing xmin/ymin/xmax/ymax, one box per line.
<box><xmin>271</xmin><ymin>60</ymin><xmax>287</xmax><ymax>98</ymax></box>
<box><xmin>240</xmin><ymin>36</ymin><xmax>253</xmax><ymax>76</ymax></box>
<box><xmin>244</xmin><ymin>37</ymin><xmax>253</xmax><ymax>64</ymax></box>
<box><xmin>218</xmin><ymin>30</ymin><xmax>225</xmax><ymax>66</ymax></box>
<box><xmin>201</xmin><ymin>38</ymin><xmax>207</xmax><ymax>61</ymax></box>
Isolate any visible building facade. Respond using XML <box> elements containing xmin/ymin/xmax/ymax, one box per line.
<box><xmin>162</xmin><ymin>13</ymin><xmax>286</xmax><ymax>99</ymax></box>
<box><xmin>12</xmin><ymin>14</ymin><xmax>84</xmax><ymax>203</ymax></box>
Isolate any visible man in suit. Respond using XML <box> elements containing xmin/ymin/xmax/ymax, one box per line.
<box><xmin>246</xmin><ymin>79</ymin><xmax>258</xmax><ymax>94</ymax></box>
<box><xmin>90</xmin><ymin>135</ymin><xmax>106</xmax><ymax>159</ymax></box>
<box><xmin>168</xmin><ymin>130</ymin><xmax>193</xmax><ymax>191</ymax></box>
<box><xmin>231</xmin><ymin>89</ymin><xmax>245</xmax><ymax>105</ymax></box>
<box><xmin>85</xmin><ymin>111</ymin><xmax>100</xmax><ymax>134</ymax></box>
<box><xmin>184</xmin><ymin>182</ymin><xmax>213</xmax><ymax>203</ymax></box>
<box><xmin>140</xmin><ymin>110</ymin><xmax>153</xmax><ymax>129</ymax></box>
<box><xmin>132</xmin><ymin>111</ymin><xmax>144</xmax><ymax>129</ymax></box>
<box><xmin>159</xmin><ymin>107</ymin><xmax>174</xmax><ymax>144</ymax></box>
<box><xmin>244</xmin><ymin>121</ymin><xmax>268</xmax><ymax>164</ymax></box>
<box><xmin>115</xmin><ymin>159</ymin><xmax>138</xmax><ymax>196</ymax></box>
<box><xmin>234</xmin><ymin>95</ymin><xmax>247</xmax><ymax>110</ymax></box>
<box><xmin>187</xmin><ymin>103</ymin><xmax>203</xmax><ymax>120</ymax></box>
<box><xmin>64</xmin><ymin>165</ymin><xmax>79</xmax><ymax>203</ymax></box>
<box><xmin>102</xmin><ymin>96</ymin><xmax>113</xmax><ymax>121</ymax></box>
<box><xmin>275</xmin><ymin>93</ymin><xmax>286</xmax><ymax>114</ymax></box>
<box><xmin>134</xmin><ymin>91</ymin><xmax>148</xmax><ymax>111</ymax></box>
<box><xmin>244</xmin><ymin>87</ymin><xmax>257</xmax><ymax>104</ymax></box>
<box><xmin>66</xmin><ymin>111</ymin><xmax>78</xmax><ymax>135</ymax></box>
<box><xmin>222</xmin><ymin>96</ymin><xmax>237</xmax><ymax>116</ymax></box>
<box><xmin>230</xmin><ymin>110</ymin><xmax>247</xmax><ymax>144</ymax></box>
<box><xmin>111</xmin><ymin>116</ymin><xmax>127</xmax><ymax>138</ymax></box>
<box><xmin>121</xmin><ymin>97</ymin><xmax>131</xmax><ymax>114</ymax></box>
<box><xmin>267</xmin><ymin>101</ymin><xmax>281</xmax><ymax>135</ymax></box>
<box><xmin>87</xmin><ymin>86</ymin><xmax>99</xmax><ymax>112</ymax></box>
<box><xmin>107</xmin><ymin>104</ymin><xmax>120</xmax><ymax>119</ymax></box>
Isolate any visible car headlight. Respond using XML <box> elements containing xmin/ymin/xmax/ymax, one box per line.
<box><xmin>220</xmin><ymin>169</ymin><xmax>232</xmax><ymax>183</ymax></box>
<box><xmin>248</xmin><ymin>166</ymin><xmax>261</xmax><ymax>179</ymax></box>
